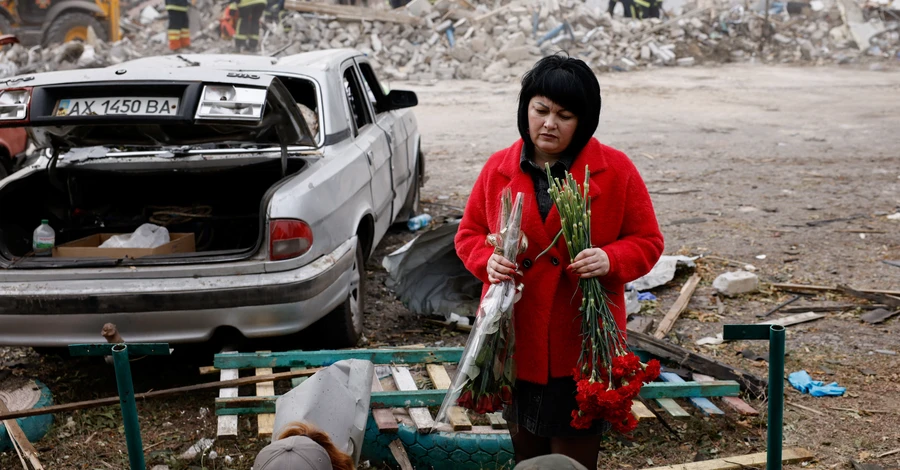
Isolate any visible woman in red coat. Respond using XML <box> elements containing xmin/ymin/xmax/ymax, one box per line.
<box><xmin>454</xmin><ymin>55</ymin><xmax>664</xmax><ymax>468</ymax></box>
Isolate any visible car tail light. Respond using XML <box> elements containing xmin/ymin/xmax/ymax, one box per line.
<box><xmin>0</xmin><ymin>87</ymin><xmax>31</xmax><ymax>122</ymax></box>
<box><xmin>269</xmin><ymin>219</ymin><xmax>313</xmax><ymax>261</ymax></box>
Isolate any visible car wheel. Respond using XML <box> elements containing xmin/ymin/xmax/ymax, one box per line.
<box><xmin>312</xmin><ymin>241</ymin><xmax>366</xmax><ymax>348</ymax></box>
<box><xmin>44</xmin><ymin>12</ymin><xmax>108</xmax><ymax>47</ymax></box>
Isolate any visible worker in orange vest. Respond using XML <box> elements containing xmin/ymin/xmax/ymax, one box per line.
<box><xmin>165</xmin><ymin>0</ymin><xmax>191</xmax><ymax>50</ymax></box>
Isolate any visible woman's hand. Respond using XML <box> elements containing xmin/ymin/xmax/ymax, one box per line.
<box><xmin>569</xmin><ymin>248</ymin><xmax>610</xmax><ymax>278</ymax></box>
<box><xmin>487</xmin><ymin>253</ymin><xmax>517</xmax><ymax>284</ymax></box>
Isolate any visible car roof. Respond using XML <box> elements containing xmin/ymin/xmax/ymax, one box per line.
<box><xmin>112</xmin><ymin>49</ymin><xmax>364</xmax><ymax>75</ymax></box>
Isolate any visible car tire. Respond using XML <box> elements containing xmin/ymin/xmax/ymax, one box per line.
<box><xmin>310</xmin><ymin>241</ymin><xmax>366</xmax><ymax>348</ymax></box>
<box><xmin>44</xmin><ymin>12</ymin><xmax>108</xmax><ymax>47</ymax></box>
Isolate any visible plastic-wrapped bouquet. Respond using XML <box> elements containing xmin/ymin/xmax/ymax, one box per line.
<box><xmin>436</xmin><ymin>189</ymin><xmax>525</xmax><ymax>422</ymax></box>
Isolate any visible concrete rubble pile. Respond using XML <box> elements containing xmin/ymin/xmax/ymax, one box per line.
<box><xmin>0</xmin><ymin>0</ymin><xmax>897</xmax><ymax>81</ymax></box>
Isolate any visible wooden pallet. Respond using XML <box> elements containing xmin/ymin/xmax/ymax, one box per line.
<box><xmin>205</xmin><ymin>347</ymin><xmax>756</xmax><ymax>438</ymax></box>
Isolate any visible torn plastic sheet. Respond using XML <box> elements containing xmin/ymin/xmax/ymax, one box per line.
<box><xmin>382</xmin><ymin>219</ymin><xmax>481</xmax><ymax>319</ymax></box>
<box><xmin>630</xmin><ymin>255</ymin><xmax>699</xmax><ymax>291</ymax></box>
<box><xmin>271</xmin><ymin>359</ymin><xmax>373</xmax><ymax>465</ymax></box>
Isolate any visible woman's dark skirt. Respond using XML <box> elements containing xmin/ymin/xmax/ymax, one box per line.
<box><xmin>502</xmin><ymin>377</ymin><xmax>611</xmax><ymax>438</ymax></box>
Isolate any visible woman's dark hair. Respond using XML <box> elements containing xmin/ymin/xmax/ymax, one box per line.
<box><xmin>517</xmin><ymin>54</ymin><xmax>602</xmax><ymax>157</ymax></box>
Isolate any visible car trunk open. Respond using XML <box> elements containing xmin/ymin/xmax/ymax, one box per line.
<box><xmin>0</xmin><ymin>158</ymin><xmax>308</xmax><ymax>268</ymax></box>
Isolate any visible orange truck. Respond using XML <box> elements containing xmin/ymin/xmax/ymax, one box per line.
<box><xmin>0</xmin><ymin>0</ymin><xmax>121</xmax><ymax>47</ymax></box>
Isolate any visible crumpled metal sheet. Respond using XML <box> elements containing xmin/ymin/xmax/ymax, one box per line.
<box><xmin>382</xmin><ymin>219</ymin><xmax>481</xmax><ymax>319</ymax></box>
<box><xmin>272</xmin><ymin>359</ymin><xmax>373</xmax><ymax>465</ymax></box>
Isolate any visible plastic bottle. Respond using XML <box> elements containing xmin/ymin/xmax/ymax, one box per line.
<box><xmin>32</xmin><ymin>219</ymin><xmax>55</xmax><ymax>257</ymax></box>
<box><xmin>407</xmin><ymin>213</ymin><xmax>432</xmax><ymax>232</ymax></box>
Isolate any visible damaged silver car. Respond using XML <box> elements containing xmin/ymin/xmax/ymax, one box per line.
<box><xmin>0</xmin><ymin>49</ymin><xmax>423</xmax><ymax>349</ymax></box>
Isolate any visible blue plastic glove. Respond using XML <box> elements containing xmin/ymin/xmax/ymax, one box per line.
<box><xmin>638</xmin><ymin>292</ymin><xmax>657</xmax><ymax>301</ymax></box>
<box><xmin>788</xmin><ymin>370</ymin><xmax>846</xmax><ymax>397</ymax></box>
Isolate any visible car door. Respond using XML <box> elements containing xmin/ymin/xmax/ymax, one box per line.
<box><xmin>355</xmin><ymin>59</ymin><xmax>411</xmax><ymax>223</ymax></box>
<box><xmin>340</xmin><ymin>60</ymin><xmax>394</xmax><ymax>239</ymax></box>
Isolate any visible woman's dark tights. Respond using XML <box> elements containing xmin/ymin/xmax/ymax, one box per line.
<box><xmin>510</xmin><ymin>423</ymin><xmax>602</xmax><ymax>469</ymax></box>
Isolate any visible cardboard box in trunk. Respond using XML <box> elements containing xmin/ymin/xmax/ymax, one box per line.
<box><xmin>52</xmin><ymin>233</ymin><xmax>196</xmax><ymax>259</ymax></box>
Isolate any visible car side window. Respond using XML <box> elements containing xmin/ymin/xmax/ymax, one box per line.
<box><xmin>342</xmin><ymin>67</ymin><xmax>371</xmax><ymax>134</ymax></box>
<box><xmin>357</xmin><ymin>62</ymin><xmax>388</xmax><ymax>115</ymax></box>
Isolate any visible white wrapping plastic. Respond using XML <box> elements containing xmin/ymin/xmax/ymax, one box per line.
<box><xmin>99</xmin><ymin>223</ymin><xmax>169</xmax><ymax>249</ymax></box>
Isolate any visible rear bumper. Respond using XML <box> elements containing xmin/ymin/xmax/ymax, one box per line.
<box><xmin>0</xmin><ymin>238</ymin><xmax>356</xmax><ymax>347</ymax></box>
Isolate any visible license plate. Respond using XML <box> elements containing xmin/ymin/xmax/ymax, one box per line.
<box><xmin>55</xmin><ymin>97</ymin><xmax>180</xmax><ymax>117</ymax></box>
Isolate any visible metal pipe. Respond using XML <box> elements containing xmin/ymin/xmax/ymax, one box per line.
<box><xmin>112</xmin><ymin>344</ymin><xmax>146</xmax><ymax>470</ymax></box>
<box><xmin>768</xmin><ymin>324</ymin><xmax>785</xmax><ymax>470</ymax></box>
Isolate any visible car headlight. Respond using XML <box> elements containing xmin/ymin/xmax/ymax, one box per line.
<box><xmin>195</xmin><ymin>85</ymin><xmax>266</xmax><ymax>121</ymax></box>
<box><xmin>0</xmin><ymin>88</ymin><xmax>31</xmax><ymax>121</ymax></box>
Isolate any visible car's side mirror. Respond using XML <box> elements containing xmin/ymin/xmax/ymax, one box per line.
<box><xmin>387</xmin><ymin>90</ymin><xmax>418</xmax><ymax>110</ymax></box>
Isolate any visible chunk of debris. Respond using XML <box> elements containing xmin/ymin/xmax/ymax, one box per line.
<box><xmin>713</xmin><ymin>270</ymin><xmax>759</xmax><ymax>296</ymax></box>
<box><xmin>179</xmin><ymin>438</ymin><xmax>214</xmax><ymax>460</ymax></box>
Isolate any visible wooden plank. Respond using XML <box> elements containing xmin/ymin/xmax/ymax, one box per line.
<box><xmin>0</xmin><ymin>368</ymin><xmax>321</xmax><ymax>422</ymax></box>
<box><xmin>391</xmin><ymin>366</ymin><xmax>435</xmax><ymax>433</ymax></box>
<box><xmin>425</xmin><ymin>364</ymin><xmax>472</xmax><ymax>431</ymax></box>
<box><xmin>488</xmin><ymin>412</ymin><xmax>508</xmax><ymax>429</ymax></box>
<box><xmin>692</xmin><ymin>373</ymin><xmax>758</xmax><ymax>416</ymax></box>
<box><xmin>389</xmin><ymin>439</ymin><xmax>415</xmax><ymax>470</ymax></box>
<box><xmin>655</xmin><ymin>398</ymin><xmax>690</xmax><ymax>418</ymax></box>
<box><xmin>371</xmin><ymin>370</ymin><xmax>399</xmax><ymax>434</ymax></box>
<box><xmin>772</xmin><ymin>283</ymin><xmax>900</xmax><ymax>297</ymax></box>
<box><xmin>640</xmin><ymin>447</ymin><xmax>814</xmax><ymax>469</ymax></box>
<box><xmin>758</xmin><ymin>312</ymin><xmax>825</xmax><ymax>327</ymax></box>
<box><xmin>0</xmin><ymin>400</ymin><xmax>44</xmax><ymax>470</ymax></box>
<box><xmin>255</xmin><ymin>365</ymin><xmax>276</xmax><ymax>438</ymax></box>
<box><xmin>838</xmin><ymin>284</ymin><xmax>900</xmax><ymax>308</ymax></box>
<box><xmin>631</xmin><ymin>399</ymin><xmax>657</xmax><ymax>420</ymax></box>
<box><xmin>626</xmin><ymin>330</ymin><xmax>768</xmax><ymax>398</ymax></box>
<box><xmin>659</xmin><ymin>373</ymin><xmax>723</xmax><ymax>416</ymax></box>
<box><xmin>214</xmin><ymin>347</ymin><xmax>464</xmax><ymax>369</ymax></box>
<box><xmin>654</xmin><ymin>274</ymin><xmax>702</xmax><ymax>339</ymax></box>
<box><xmin>217</xmin><ymin>365</ymin><xmax>239</xmax><ymax>440</ymax></box>
<box><xmin>199</xmin><ymin>365</ymin><xmax>218</xmax><ymax>375</ymax></box>
<box><xmin>290</xmin><ymin>367</ymin><xmax>308</xmax><ymax>389</ymax></box>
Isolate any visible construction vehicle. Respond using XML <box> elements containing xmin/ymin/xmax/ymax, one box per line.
<box><xmin>0</xmin><ymin>0</ymin><xmax>120</xmax><ymax>47</ymax></box>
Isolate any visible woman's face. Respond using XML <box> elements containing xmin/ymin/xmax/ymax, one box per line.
<box><xmin>527</xmin><ymin>95</ymin><xmax>578</xmax><ymax>158</ymax></box>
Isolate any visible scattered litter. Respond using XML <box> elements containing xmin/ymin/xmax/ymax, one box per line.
<box><xmin>755</xmin><ymin>254</ymin><xmax>767</xmax><ymax>260</ymax></box>
<box><xmin>741</xmin><ymin>349</ymin><xmax>769</xmax><ymax>362</ymax></box>
<box><xmin>788</xmin><ymin>370</ymin><xmax>846</xmax><ymax>397</ymax></box>
<box><xmin>859</xmin><ymin>368</ymin><xmax>877</xmax><ymax>376</ymax></box>
<box><xmin>874</xmin><ymin>349</ymin><xmax>897</xmax><ymax>355</ymax></box>
<box><xmin>179</xmin><ymin>438</ymin><xmax>214</xmax><ymax>460</ymax></box>
<box><xmin>631</xmin><ymin>255</ymin><xmax>698</xmax><ymax>291</ymax></box>
<box><xmin>887</xmin><ymin>213</ymin><xmax>900</xmax><ymax>220</ymax></box>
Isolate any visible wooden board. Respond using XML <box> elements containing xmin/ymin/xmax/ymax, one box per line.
<box><xmin>391</xmin><ymin>366</ymin><xmax>435</xmax><ymax>433</ymax></box>
<box><xmin>217</xmin><ymin>366</ymin><xmax>239</xmax><ymax>439</ymax></box>
<box><xmin>425</xmin><ymin>364</ymin><xmax>472</xmax><ymax>431</ymax></box>
<box><xmin>654</xmin><ymin>274</ymin><xmax>702</xmax><ymax>339</ymax></box>
<box><xmin>758</xmin><ymin>312</ymin><xmax>825</xmax><ymax>327</ymax></box>
<box><xmin>371</xmin><ymin>370</ymin><xmax>399</xmax><ymax>434</ymax></box>
<box><xmin>0</xmin><ymin>400</ymin><xmax>43</xmax><ymax>470</ymax></box>
<box><xmin>640</xmin><ymin>447</ymin><xmax>814</xmax><ymax>469</ymax></box>
<box><xmin>214</xmin><ymin>348</ymin><xmax>464</xmax><ymax>369</ymax></box>
<box><xmin>772</xmin><ymin>283</ymin><xmax>900</xmax><ymax>296</ymax></box>
<box><xmin>389</xmin><ymin>439</ymin><xmax>415</xmax><ymax>470</ymax></box>
<box><xmin>631</xmin><ymin>399</ymin><xmax>657</xmax><ymax>420</ymax></box>
<box><xmin>692</xmin><ymin>373</ymin><xmax>758</xmax><ymax>416</ymax></box>
<box><xmin>290</xmin><ymin>367</ymin><xmax>308</xmax><ymax>389</ymax></box>
<box><xmin>255</xmin><ymin>365</ymin><xmax>276</xmax><ymax>438</ymax></box>
<box><xmin>655</xmin><ymin>398</ymin><xmax>690</xmax><ymax>418</ymax></box>
<box><xmin>659</xmin><ymin>373</ymin><xmax>723</xmax><ymax>416</ymax></box>
<box><xmin>627</xmin><ymin>316</ymin><xmax>655</xmax><ymax>335</ymax></box>
<box><xmin>488</xmin><ymin>412</ymin><xmax>508</xmax><ymax>429</ymax></box>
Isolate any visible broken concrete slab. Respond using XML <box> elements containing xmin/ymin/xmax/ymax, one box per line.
<box><xmin>860</xmin><ymin>308</ymin><xmax>900</xmax><ymax>324</ymax></box>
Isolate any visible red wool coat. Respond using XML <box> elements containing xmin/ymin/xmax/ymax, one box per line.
<box><xmin>455</xmin><ymin>138</ymin><xmax>664</xmax><ymax>385</ymax></box>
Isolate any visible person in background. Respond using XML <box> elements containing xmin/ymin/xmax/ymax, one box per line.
<box><xmin>454</xmin><ymin>54</ymin><xmax>664</xmax><ymax>468</ymax></box>
<box><xmin>608</xmin><ymin>0</ymin><xmax>662</xmax><ymax>18</ymax></box>
<box><xmin>231</xmin><ymin>0</ymin><xmax>268</xmax><ymax>52</ymax></box>
<box><xmin>265</xmin><ymin>0</ymin><xmax>292</xmax><ymax>33</ymax></box>
<box><xmin>165</xmin><ymin>0</ymin><xmax>191</xmax><ymax>51</ymax></box>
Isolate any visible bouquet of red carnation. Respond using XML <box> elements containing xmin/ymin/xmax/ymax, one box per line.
<box><xmin>543</xmin><ymin>165</ymin><xmax>662</xmax><ymax>434</ymax></box>
<box><xmin>436</xmin><ymin>189</ymin><xmax>524</xmax><ymax>423</ymax></box>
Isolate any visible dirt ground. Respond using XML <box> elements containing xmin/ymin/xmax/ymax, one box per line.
<box><xmin>2</xmin><ymin>63</ymin><xmax>899</xmax><ymax>470</ymax></box>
